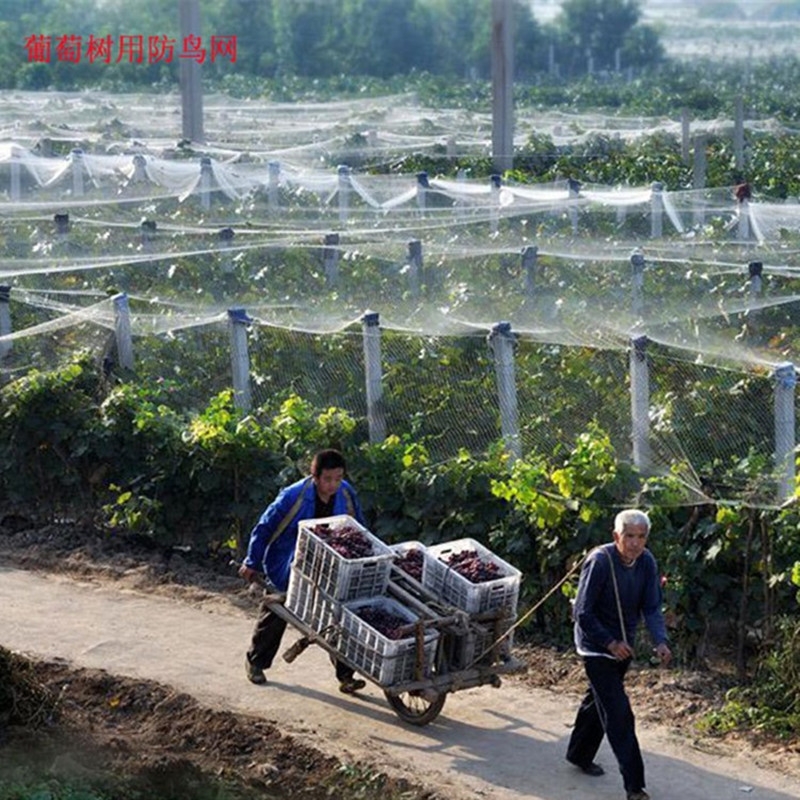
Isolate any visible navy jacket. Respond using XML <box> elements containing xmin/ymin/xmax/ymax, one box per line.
<box><xmin>573</xmin><ymin>542</ymin><xmax>668</xmax><ymax>658</ymax></box>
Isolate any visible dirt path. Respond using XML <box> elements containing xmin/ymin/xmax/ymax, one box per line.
<box><xmin>2</xmin><ymin>565</ymin><xmax>798</xmax><ymax>800</ymax></box>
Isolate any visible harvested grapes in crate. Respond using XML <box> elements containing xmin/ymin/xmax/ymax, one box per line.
<box><xmin>294</xmin><ymin>515</ymin><xmax>394</xmax><ymax>601</ymax></box>
<box><xmin>389</xmin><ymin>540</ymin><xmax>431</xmax><ymax>583</ymax></box>
<box><xmin>340</xmin><ymin>596</ymin><xmax>439</xmax><ymax>686</ymax></box>
<box><xmin>425</xmin><ymin>537</ymin><xmax>521</xmax><ymax>615</ymax></box>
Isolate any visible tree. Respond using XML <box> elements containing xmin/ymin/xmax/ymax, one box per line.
<box><xmin>553</xmin><ymin>0</ymin><xmax>662</xmax><ymax>76</ymax></box>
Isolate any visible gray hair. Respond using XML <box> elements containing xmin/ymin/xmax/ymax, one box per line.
<box><xmin>614</xmin><ymin>509</ymin><xmax>651</xmax><ymax>534</ymax></box>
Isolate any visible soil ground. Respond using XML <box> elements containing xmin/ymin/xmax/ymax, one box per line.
<box><xmin>1</xmin><ymin>516</ymin><xmax>799</xmax><ymax>800</ymax></box>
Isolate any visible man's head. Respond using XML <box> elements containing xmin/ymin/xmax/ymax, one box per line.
<box><xmin>613</xmin><ymin>509</ymin><xmax>650</xmax><ymax>565</ymax></box>
<box><xmin>311</xmin><ymin>449</ymin><xmax>346</xmax><ymax>502</ymax></box>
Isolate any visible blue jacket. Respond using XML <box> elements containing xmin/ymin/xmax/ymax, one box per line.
<box><xmin>573</xmin><ymin>542</ymin><xmax>668</xmax><ymax>658</ymax></box>
<box><xmin>243</xmin><ymin>476</ymin><xmax>364</xmax><ymax>592</ymax></box>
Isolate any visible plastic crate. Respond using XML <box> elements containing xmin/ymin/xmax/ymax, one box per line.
<box><xmin>389</xmin><ymin>540</ymin><xmax>434</xmax><ymax>585</ymax></box>
<box><xmin>340</xmin><ymin>596</ymin><xmax>439</xmax><ymax>687</ymax></box>
<box><xmin>425</xmin><ymin>538</ymin><xmax>521</xmax><ymax>615</ymax></box>
<box><xmin>285</xmin><ymin>567</ymin><xmax>340</xmax><ymax>633</ymax></box>
<box><xmin>294</xmin><ymin>515</ymin><xmax>394</xmax><ymax>602</ymax></box>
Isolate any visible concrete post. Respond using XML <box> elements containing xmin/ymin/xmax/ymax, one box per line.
<box><xmin>0</xmin><ymin>285</ymin><xmax>11</xmax><ymax>361</ymax></box>
<box><xmin>337</xmin><ymin>165</ymin><xmax>351</xmax><ymax>225</ymax></box>
<box><xmin>113</xmin><ymin>293</ymin><xmax>135</xmax><ymax>371</ymax></box>
<box><xmin>734</xmin><ymin>95</ymin><xmax>745</xmax><ymax>173</ymax></box>
<box><xmin>568</xmin><ymin>178</ymin><xmax>581</xmax><ymax>235</ymax></box>
<box><xmin>631</xmin><ymin>249</ymin><xmax>645</xmax><ymax>317</ymax></box>
<box><xmin>228</xmin><ymin>308</ymin><xmax>252</xmax><ymax>412</ymax></box>
<box><xmin>693</xmin><ymin>134</ymin><xmax>707</xmax><ymax>227</ymax></box>
<box><xmin>199</xmin><ymin>156</ymin><xmax>212</xmax><ymax>210</ymax></box>
<box><xmin>408</xmin><ymin>239</ymin><xmax>423</xmax><ymax>298</ymax></box>
<box><xmin>630</xmin><ymin>334</ymin><xmax>651</xmax><ymax>471</ymax></box>
<box><xmin>650</xmin><ymin>181</ymin><xmax>663</xmax><ymax>239</ymax></box>
<box><xmin>681</xmin><ymin>108</ymin><xmax>691</xmax><ymax>165</ymax></box>
<box><xmin>490</xmin><ymin>174</ymin><xmax>501</xmax><ymax>235</ymax></box>
<box><xmin>488</xmin><ymin>321</ymin><xmax>521</xmax><ymax>461</ymax></box>
<box><xmin>522</xmin><ymin>245</ymin><xmax>538</xmax><ymax>302</ymax></box>
<box><xmin>70</xmin><ymin>148</ymin><xmax>85</xmax><ymax>197</ymax></box>
<box><xmin>218</xmin><ymin>227</ymin><xmax>235</xmax><ymax>273</ymax></box>
<box><xmin>361</xmin><ymin>311</ymin><xmax>386</xmax><ymax>444</ymax></box>
<box><xmin>179</xmin><ymin>0</ymin><xmax>205</xmax><ymax>143</ymax></box>
<box><xmin>268</xmin><ymin>160</ymin><xmax>281</xmax><ymax>212</ymax></box>
<box><xmin>323</xmin><ymin>232</ymin><xmax>340</xmax><ymax>287</ymax></box>
<box><xmin>416</xmin><ymin>171</ymin><xmax>429</xmax><ymax>213</ymax></box>
<box><xmin>774</xmin><ymin>362</ymin><xmax>796</xmax><ymax>503</ymax></box>
<box><xmin>491</xmin><ymin>0</ymin><xmax>514</xmax><ymax>173</ymax></box>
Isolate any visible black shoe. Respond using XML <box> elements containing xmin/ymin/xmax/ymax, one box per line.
<box><xmin>246</xmin><ymin>657</ymin><xmax>267</xmax><ymax>685</ymax></box>
<box><xmin>568</xmin><ymin>759</ymin><xmax>605</xmax><ymax>777</ymax></box>
<box><xmin>627</xmin><ymin>792</ymin><xmax>649</xmax><ymax>800</ymax></box>
<box><xmin>339</xmin><ymin>677</ymin><xmax>367</xmax><ymax>694</ymax></box>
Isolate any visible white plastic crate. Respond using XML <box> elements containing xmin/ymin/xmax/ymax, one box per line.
<box><xmin>294</xmin><ymin>515</ymin><xmax>394</xmax><ymax>601</ymax></box>
<box><xmin>389</xmin><ymin>540</ymin><xmax>433</xmax><ymax>585</ymax></box>
<box><xmin>425</xmin><ymin>537</ymin><xmax>521</xmax><ymax>615</ymax></box>
<box><xmin>340</xmin><ymin>596</ymin><xmax>439</xmax><ymax>687</ymax></box>
<box><xmin>285</xmin><ymin>567</ymin><xmax>340</xmax><ymax>633</ymax></box>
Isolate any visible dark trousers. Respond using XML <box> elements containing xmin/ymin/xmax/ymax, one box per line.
<box><xmin>246</xmin><ymin>597</ymin><xmax>355</xmax><ymax>682</ymax></box>
<box><xmin>566</xmin><ymin>656</ymin><xmax>645</xmax><ymax>793</ymax></box>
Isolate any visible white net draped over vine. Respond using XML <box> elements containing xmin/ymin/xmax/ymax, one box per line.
<box><xmin>2</xmin><ymin>90</ymin><xmax>799</xmax><ymax>508</ymax></box>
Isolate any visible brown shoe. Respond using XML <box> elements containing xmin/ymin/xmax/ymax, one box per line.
<box><xmin>246</xmin><ymin>657</ymin><xmax>267</xmax><ymax>685</ymax></box>
<box><xmin>627</xmin><ymin>791</ymin><xmax>650</xmax><ymax>800</ymax></box>
<box><xmin>339</xmin><ymin>677</ymin><xmax>367</xmax><ymax>694</ymax></box>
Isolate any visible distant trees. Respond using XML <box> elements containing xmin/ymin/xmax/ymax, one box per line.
<box><xmin>0</xmin><ymin>0</ymin><xmax>664</xmax><ymax>90</ymax></box>
<box><xmin>549</xmin><ymin>0</ymin><xmax>664</xmax><ymax>76</ymax></box>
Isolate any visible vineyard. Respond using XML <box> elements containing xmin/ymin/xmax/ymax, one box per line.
<box><xmin>2</xmin><ymin>49</ymin><xmax>800</xmax><ymax>749</ymax></box>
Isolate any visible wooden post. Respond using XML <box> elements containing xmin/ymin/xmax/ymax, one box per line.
<box><xmin>774</xmin><ymin>362</ymin><xmax>796</xmax><ymax>503</ymax></box>
<box><xmin>0</xmin><ymin>285</ymin><xmax>11</xmax><ymax>361</ymax></box>
<box><xmin>70</xmin><ymin>148</ymin><xmax>84</xmax><ymax>197</ymax></box>
<box><xmin>408</xmin><ymin>239</ymin><xmax>423</xmax><ymax>298</ymax></box>
<box><xmin>491</xmin><ymin>0</ymin><xmax>514</xmax><ymax>173</ymax></box>
<box><xmin>630</xmin><ymin>335</ymin><xmax>651</xmax><ymax>471</ymax></box>
<box><xmin>228</xmin><ymin>307</ymin><xmax>252</xmax><ymax>412</ymax></box>
<box><xmin>323</xmin><ymin>232</ymin><xmax>340</xmax><ymax>287</ymax></box>
<box><xmin>337</xmin><ymin>165</ymin><xmax>351</xmax><ymax>225</ymax></box>
<box><xmin>650</xmin><ymin>181</ymin><xmax>663</xmax><ymax>239</ymax></box>
<box><xmin>488</xmin><ymin>321</ymin><xmax>521</xmax><ymax>461</ymax></box>
<box><xmin>113</xmin><ymin>293</ymin><xmax>135</xmax><ymax>371</ymax></box>
<box><xmin>522</xmin><ymin>245</ymin><xmax>538</xmax><ymax>302</ymax></box>
<box><xmin>179</xmin><ymin>0</ymin><xmax>205</xmax><ymax>143</ymax></box>
<box><xmin>361</xmin><ymin>311</ymin><xmax>386</xmax><ymax>444</ymax></box>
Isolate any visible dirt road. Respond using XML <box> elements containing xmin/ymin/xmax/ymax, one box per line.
<box><xmin>1</xmin><ymin>564</ymin><xmax>797</xmax><ymax>800</ymax></box>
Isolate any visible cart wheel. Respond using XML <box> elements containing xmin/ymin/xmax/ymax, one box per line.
<box><xmin>384</xmin><ymin>689</ymin><xmax>446</xmax><ymax>726</ymax></box>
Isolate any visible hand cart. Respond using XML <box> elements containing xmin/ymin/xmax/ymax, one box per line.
<box><xmin>266</xmin><ymin>558</ymin><xmax>523</xmax><ymax>726</ymax></box>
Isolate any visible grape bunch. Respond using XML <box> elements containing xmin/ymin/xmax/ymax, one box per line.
<box><xmin>394</xmin><ymin>547</ymin><xmax>425</xmax><ymax>581</ymax></box>
<box><xmin>355</xmin><ymin>605</ymin><xmax>411</xmax><ymax>640</ymax></box>
<box><xmin>445</xmin><ymin>549</ymin><xmax>501</xmax><ymax>584</ymax></box>
<box><xmin>312</xmin><ymin>523</ymin><xmax>374</xmax><ymax>559</ymax></box>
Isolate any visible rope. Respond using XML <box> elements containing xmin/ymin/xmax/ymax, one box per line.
<box><xmin>467</xmin><ymin>553</ymin><xmax>587</xmax><ymax>669</ymax></box>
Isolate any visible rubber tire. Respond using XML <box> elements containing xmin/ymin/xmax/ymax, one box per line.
<box><xmin>384</xmin><ymin>689</ymin><xmax>447</xmax><ymax>726</ymax></box>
